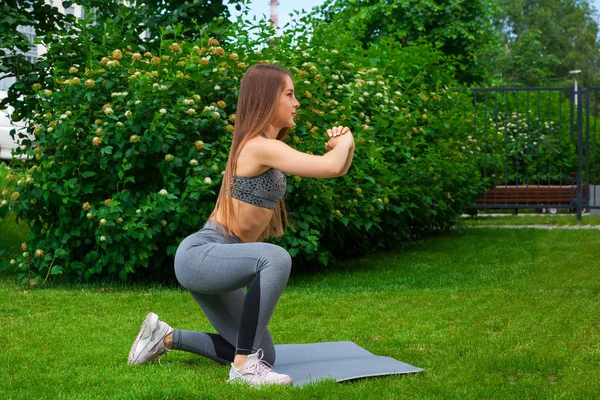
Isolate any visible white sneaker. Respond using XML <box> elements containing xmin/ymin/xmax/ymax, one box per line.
<box><xmin>228</xmin><ymin>349</ymin><xmax>292</xmax><ymax>386</ymax></box>
<box><xmin>128</xmin><ymin>312</ymin><xmax>173</xmax><ymax>365</ymax></box>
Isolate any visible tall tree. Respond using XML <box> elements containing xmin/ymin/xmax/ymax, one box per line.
<box><xmin>315</xmin><ymin>0</ymin><xmax>501</xmax><ymax>84</ymax></box>
<box><xmin>492</xmin><ymin>0</ymin><xmax>600</xmax><ymax>86</ymax></box>
<box><xmin>484</xmin><ymin>29</ymin><xmax>559</xmax><ymax>86</ymax></box>
<box><xmin>74</xmin><ymin>0</ymin><xmax>242</xmax><ymax>42</ymax></box>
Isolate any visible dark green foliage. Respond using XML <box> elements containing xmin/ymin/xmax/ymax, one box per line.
<box><xmin>315</xmin><ymin>0</ymin><xmax>501</xmax><ymax>84</ymax></box>
<box><xmin>0</xmin><ymin>7</ymin><xmax>484</xmax><ymax>283</ymax></box>
<box><xmin>492</xmin><ymin>0</ymin><xmax>600</xmax><ymax>86</ymax></box>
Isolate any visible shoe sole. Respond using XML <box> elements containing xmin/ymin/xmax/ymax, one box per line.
<box><xmin>228</xmin><ymin>375</ymin><xmax>292</xmax><ymax>386</ymax></box>
<box><xmin>128</xmin><ymin>312</ymin><xmax>158</xmax><ymax>365</ymax></box>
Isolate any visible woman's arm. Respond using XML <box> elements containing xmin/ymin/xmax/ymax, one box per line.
<box><xmin>325</xmin><ymin>126</ymin><xmax>355</xmax><ymax>177</ymax></box>
<box><xmin>337</xmin><ymin>144</ymin><xmax>354</xmax><ymax>177</ymax></box>
<box><xmin>249</xmin><ymin>134</ymin><xmax>353</xmax><ymax>178</ymax></box>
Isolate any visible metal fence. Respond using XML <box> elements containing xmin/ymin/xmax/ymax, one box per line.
<box><xmin>469</xmin><ymin>86</ymin><xmax>600</xmax><ymax>219</ymax></box>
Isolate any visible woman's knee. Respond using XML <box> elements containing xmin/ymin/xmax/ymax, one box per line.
<box><xmin>258</xmin><ymin>245</ymin><xmax>292</xmax><ymax>276</ymax></box>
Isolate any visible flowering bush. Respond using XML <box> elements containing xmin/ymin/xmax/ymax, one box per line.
<box><xmin>469</xmin><ymin>95</ymin><xmax>578</xmax><ymax>186</ymax></box>
<box><xmin>486</xmin><ymin>111</ymin><xmax>577</xmax><ymax>184</ymax></box>
<box><xmin>1</xmin><ymin>13</ymin><xmax>483</xmax><ymax>283</ymax></box>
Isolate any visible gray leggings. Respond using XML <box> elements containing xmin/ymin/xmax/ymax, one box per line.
<box><xmin>173</xmin><ymin>220</ymin><xmax>291</xmax><ymax>365</ymax></box>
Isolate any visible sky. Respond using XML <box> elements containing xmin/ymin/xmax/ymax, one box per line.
<box><xmin>228</xmin><ymin>0</ymin><xmax>328</xmax><ymax>29</ymax></box>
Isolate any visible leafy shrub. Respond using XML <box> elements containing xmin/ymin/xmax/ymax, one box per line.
<box><xmin>1</xmin><ymin>12</ymin><xmax>483</xmax><ymax>283</ymax></box>
<box><xmin>468</xmin><ymin>91</ymin><xmax>578</xmax><ymax>187</ymax></box>
<box><xmin>487</xmin><ymin>111</ymin><xmax>577</xmax><ymax>184</ymax></box>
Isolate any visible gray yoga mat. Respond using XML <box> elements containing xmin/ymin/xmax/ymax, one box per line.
<box><xmin>272</xmin><ymin>341</ymin><xmax>423</xmax><ymax>386</ymax></box>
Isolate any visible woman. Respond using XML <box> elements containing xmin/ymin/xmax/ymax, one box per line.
<box><xmin>127</xmin><ymin>64</ymin><xmax>355</xmax><ymax>386</ymax></box>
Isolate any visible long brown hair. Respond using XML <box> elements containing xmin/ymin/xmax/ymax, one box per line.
<box><xmin>209</xmin><ymin>64</ymin><xmax>291</xmax><ymax>240</ymax></box>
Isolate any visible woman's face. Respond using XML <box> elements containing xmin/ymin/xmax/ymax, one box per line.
<box><xmin>272</xmin><ymin>75</ymin><xmax>299</xmax><ymax>128</ymax></box>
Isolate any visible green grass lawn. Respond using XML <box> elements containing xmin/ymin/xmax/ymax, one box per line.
<box><xmin>460</xmin><ymin>214</ymin><xmax>600</xmax><ymax>227</ymax></box>
<box><xmin>2</xmin><ymin>228</ymin><xmax>599</xmax><ymax>399</ymax></box>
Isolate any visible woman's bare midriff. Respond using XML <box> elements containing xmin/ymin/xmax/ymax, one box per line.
<box><xmin>215</xmin><ymin>197</ymin><xmax>273</xmax><ymax>243</ymax></box>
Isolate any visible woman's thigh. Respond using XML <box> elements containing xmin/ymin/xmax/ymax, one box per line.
<box><xmin>175</xmin><ymin>241</ymin><xmax>289</xmax><ymax>294</ymax></box>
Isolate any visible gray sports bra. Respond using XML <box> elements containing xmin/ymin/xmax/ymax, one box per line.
<box><xmin>230</xmin><ymin>133</ymin><xmax>287</xmax><ymax>210</ymax></box>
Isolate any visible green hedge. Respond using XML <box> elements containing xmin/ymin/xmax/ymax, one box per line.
<box><xmin>0</xmin><ymin>14</ymin><xmax>483</xmax><ymax>283</ymax></box>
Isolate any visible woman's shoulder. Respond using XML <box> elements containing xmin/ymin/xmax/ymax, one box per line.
<box><xmin>244</xmin><ymin>134</ymin><xmax>290</xmax><ymax>153</ymax></box>
<box><xmin>241</xmin><ymin>134</ymin><xmax>287</xmax><ymax>158</ymax></box>
<box><xmin>237</xmin><ymin>135</ymin><xmax>274</xmax><ymax>175</ymax></box>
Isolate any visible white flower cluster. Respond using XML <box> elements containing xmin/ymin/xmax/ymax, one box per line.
<box><xmin>203</xmin><ymin>105</ymin><xmax>219</xmax><ymax>113</ymax></box>
<box><xmin>59</xmin><ymin>111</ymin><xmax>72</xmax><ymax>120</ymax></box>
<box><xmin>111</xmin><ymin>92</ymin><xmax>129</xmax><ymax>98</ymax></box>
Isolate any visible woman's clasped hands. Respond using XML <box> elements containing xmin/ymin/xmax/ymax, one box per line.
<box><xmin>325</xmin><ymin>126</ymin><xmax>354</xmax><ymax>151</ymax></box>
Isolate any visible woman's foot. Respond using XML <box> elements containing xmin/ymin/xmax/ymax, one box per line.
<box><xmin>228</xmin><ymin>349</ymin><xmax>292</xmax><ymax>386</ymax></box>
<box><xmin>128</xmin><ymin>312</ymin><xmax>173</xmax><ymax>365</ymax></box>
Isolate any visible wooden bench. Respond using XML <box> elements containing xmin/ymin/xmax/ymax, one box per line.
<box><xmin>474</xmin><ymin>184</ymin><xmax>589</xmax><ymax>212</ymax></box>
